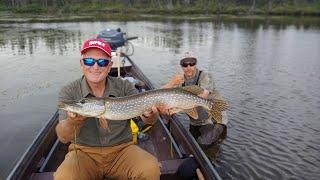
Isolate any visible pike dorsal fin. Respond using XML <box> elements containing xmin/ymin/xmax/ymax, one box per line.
<box><xmin>184</xmin><ymin>108</ymin><xmax>199</xmax><ymax>119</ymax></box>
<box><xmin>181</xmin><ymin>85</ymin><xmax>204</xmax><ymax>95</ymax></box>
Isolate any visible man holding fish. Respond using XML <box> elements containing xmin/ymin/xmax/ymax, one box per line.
<box><xmin>163</xmin><ymin>51</ymin><xmax>228</xmax><ymax>147</ymax></box>
<box><xmin>55</xmin><ymin>38</ymin><xmax>227</xmax><ymax>179</ymax></box>
<box><xmin>54</xmin><ymin>38</ymin><xmax>162</xmax><ymax>180</ymax></box>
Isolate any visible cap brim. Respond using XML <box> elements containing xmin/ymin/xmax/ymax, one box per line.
<box><xmin>81</xmin><ymin>46</ymin><xmax>111</xmax><ymax>58</ymax></box>
<box><xmin>180</xmin><ymin>57</ymin><xmax>197</xmax><ymax>63</ymax></box>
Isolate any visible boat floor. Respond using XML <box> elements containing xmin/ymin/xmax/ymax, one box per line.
<box><xmin>30</xmin><ymin>121</ymin><xmax>185</xmax><ymax>180</ymax></box>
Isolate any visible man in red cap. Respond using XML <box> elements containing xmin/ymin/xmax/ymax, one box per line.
<box><xmin>163</xmin><ymin>51</ymin><xmax>228</xmax><ymax>147</ymax></box>
<box><xmin>54</xmin><ymin>38</ymin><xmax>160</xmax><ymax>179</ymax></box>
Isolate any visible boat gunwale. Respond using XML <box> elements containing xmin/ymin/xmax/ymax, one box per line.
<box><xmin>7</xmin><ymin>111</ymin><xmax>59</xmax><ymax>180</ymax></box>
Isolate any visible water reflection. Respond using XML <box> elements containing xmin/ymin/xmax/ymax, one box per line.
<box><xmin>0</xmin><ymin>18</ymin><xmax>320</xmax><ymax>179</ymax></box>
<box><xmin>1</xmin><ymin>18</ymin><xmax>319</xmax><ymax>56</ymax></box>
<box><xmin>0</xmin><ymin>27</ymin><xmax>81</xmax><ymax>55</ymax></box>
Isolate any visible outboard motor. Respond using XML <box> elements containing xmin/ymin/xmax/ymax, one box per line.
<box><xmin>97</xmin><ymin>28</ymin><xmax>126</xmax><ymax>51</ymax></box>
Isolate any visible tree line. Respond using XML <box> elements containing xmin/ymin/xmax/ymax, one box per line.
<box><xmin>1</xmin><ymin>0</ymin><xmax>320</xmax><ymax>15</ymax></box>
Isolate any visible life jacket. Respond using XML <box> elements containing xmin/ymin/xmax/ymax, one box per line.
<box><xmin>130</xmin><ymin>118</ymin><xmax>152</xmax><ymax>144</ymax></box>
<box><xmin>130</xmin><ymin>119</ymin><xmax>139</xmax><ymax>144</ymax></box>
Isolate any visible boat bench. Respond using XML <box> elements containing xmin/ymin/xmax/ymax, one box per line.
<box><xmin>30</xmin><ymin>159</ymin><xmax>185</xmax><ymax>180</ymax></box>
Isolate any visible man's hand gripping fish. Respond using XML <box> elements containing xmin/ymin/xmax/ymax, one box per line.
<box><xmin>59</xmin><ymin>86</ymin><xmax>228</xmax><ymax>129</ymax></box>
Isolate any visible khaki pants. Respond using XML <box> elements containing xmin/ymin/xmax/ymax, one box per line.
<box><xmin>54</xmin><ymin>142</ymin><xmax>160</xmax><ymax>180</ymax></box>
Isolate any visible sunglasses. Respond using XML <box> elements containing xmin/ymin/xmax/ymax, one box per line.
<box><xmin>181</xmin><ymin>62</ymin><xmax>196</xmax><ymax>68</ymax></box>
<box><xmin>82</xmin><ymin>58</ymin><xmax>110</xmax><ymax>67</ymax></box>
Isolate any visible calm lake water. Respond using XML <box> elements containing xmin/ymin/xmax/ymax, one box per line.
<box><xmin>0</xmin><ymin>17</ymin><xmax>320</xmax><ymax>179</ymax></box>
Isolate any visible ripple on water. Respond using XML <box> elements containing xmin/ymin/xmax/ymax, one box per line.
<box><xmin>220</xmin><ymin>89</ymin><xmax>320</xmax><ymax>180</ymax></box>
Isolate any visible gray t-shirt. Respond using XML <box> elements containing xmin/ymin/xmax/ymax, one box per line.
<box><xmin>58</xmin><ymin>75</ymin><xmax>138</xmax><ymax>147</ymax></box>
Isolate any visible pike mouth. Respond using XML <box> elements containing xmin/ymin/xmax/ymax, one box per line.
<box><xmin>58</xmin><ymin>98</ymin><xmax>106</xmax><ymax>117</ymax></box>
<box><xmin>58</xmin><ymin>100</ymin><xmax>81</xmax><ymax>109</ymax></box>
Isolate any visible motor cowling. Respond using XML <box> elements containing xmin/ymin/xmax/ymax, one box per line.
<box><xmin>97</xmin><ymin>28</ymin><xmax>125</xmax><ymax>51</ymax></box>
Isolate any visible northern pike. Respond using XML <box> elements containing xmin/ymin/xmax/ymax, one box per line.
<box><xmin>58</xmin><ymin>86</ymin><xmax>228</xmax><ymax>128</ymax></box>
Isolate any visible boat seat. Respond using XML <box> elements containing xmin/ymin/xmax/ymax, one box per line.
<box><xmin>30</xmin><ymin>159</ymin><xmax>185</xmax><ymax>180</ymax></box>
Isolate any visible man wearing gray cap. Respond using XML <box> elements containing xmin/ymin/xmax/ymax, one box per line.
<box><xmin>163</xmin><ymin>51</ymin><xmax>228</xmax><ymax>146</ymax></box>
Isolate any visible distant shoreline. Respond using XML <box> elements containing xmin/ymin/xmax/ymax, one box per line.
<box><xmin>0</xmin><ymin>12</ymin><xmax>320</xmax><ymax>24</ymax></box>
<box><xmin>0</xmin><ymin>2</ymin><xmax>319</xmax><ymax>20</ymax></box>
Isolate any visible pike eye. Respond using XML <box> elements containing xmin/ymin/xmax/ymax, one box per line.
<box><xmin>80</xmin><ymin>99</ymin><xmax>86</xmax><ymax>104</ymax></box>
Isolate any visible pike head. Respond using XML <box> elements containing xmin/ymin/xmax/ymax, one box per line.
<box><xmin>58</xmin><ymin>98</ymin><xmax>106</xmax><ymax>117</ymax></box>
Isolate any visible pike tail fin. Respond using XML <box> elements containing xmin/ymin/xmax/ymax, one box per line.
<box><xmin>208</xmin><ymin>99</ymin><xmax>229</xmax><ymax>124</ymax></box>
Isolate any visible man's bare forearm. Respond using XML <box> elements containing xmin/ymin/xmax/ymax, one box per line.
<box><xmin>162</xmin><ymin>81</ymin><xmax>175</xmax><ymax>89</ymax></box>
<box><xmin>56</xmin><ymin>118</ymin><xmax>84</xmax><ymax>143</ymax></box>
<box><xmin>163</xmin><ymin>73</ymin><xmax>184</xmax><ymax>89</ymax></box>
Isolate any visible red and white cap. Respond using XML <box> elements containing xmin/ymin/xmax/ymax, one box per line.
<box><xmin>81</xmin><ymin>38</ymin><xmax>112</xmax><ymax>58</ymax></box>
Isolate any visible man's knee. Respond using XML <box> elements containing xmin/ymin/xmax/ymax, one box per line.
<box><xmin>54</xmin><ymin>151</ymin><xmax>80</xmax><ymax>180</ymax></box>
<box><xmin>54</xmin><ymin>150</ymin><xmax>97</xmax><ymax>180</ymax></box>
<box><xmin>136</xmin><ymin>156</ymin><xmax>160</xmax><ymax>179</ymax></box>
<box><xmin>118</xmin><ymin>145</ymin><xmax>160</xmax><ymax>179</ymax></box>
<box><xmin>54</xmin><ymin>160</ymin><xmax>73</xmax><ymax>180</ymax></box>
